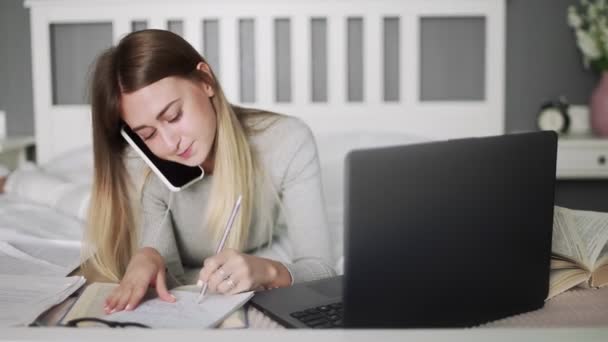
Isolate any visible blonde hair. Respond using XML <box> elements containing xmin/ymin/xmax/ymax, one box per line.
<box><xmin>83</xmin><ymin>29</ymin><xmax>278</xmax><ymax>282</ymax></box>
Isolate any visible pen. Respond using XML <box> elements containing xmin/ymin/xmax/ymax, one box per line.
<box><xmin>197</xmin><ymin>194</ymin><xmax>242</xmax><ymax>303</ymax></box>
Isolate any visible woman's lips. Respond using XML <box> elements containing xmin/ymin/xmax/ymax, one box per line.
<box><xmin>178</xmin><ymin>143</ymin><xmax>193</xmax><ymax>159</ymax></box>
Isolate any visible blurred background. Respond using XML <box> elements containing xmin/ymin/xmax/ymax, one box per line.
<box><xmin>0</xmin><ymin>0</ymin><xmax>605</xmax><ymax>211</ymax></box>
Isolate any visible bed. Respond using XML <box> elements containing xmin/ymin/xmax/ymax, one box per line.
<box><xmin>3</xmin><ymin>0</ymin><xmax>605</xmax><ymax>330</ymax></box>
<box><xmin>20</xmin><ymin>0</ymin><xmax>506</xmax><ymax>270</ymax></box>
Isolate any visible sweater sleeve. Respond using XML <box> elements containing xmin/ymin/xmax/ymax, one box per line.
<box><xmin>254</xmin><ymin>119</ymin><xmax>336</xmax><ymax>283</ymax></box>
<box><xmin>139</xmin><ymin>177</ymin><xmax>185</xmax><ymax>287</ymax></box>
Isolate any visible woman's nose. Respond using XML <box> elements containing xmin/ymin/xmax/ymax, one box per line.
<box><xmin>158</xmin><ymin>127</ymin><xmax>179</xmax><ymax>154</ymax></box>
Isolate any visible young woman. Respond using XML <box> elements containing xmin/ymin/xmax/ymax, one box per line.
<box><xmin>84</xmin><ymin>29</ymin><xmax>335</xmax><ymax>313</ymax></box>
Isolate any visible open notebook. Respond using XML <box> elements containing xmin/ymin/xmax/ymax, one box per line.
<box><xmin>63</xmin><ymin>283</ymin><xmax>252</xmax><ymax>329</ymax></box>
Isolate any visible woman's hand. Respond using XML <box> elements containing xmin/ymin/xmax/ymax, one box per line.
<box><xmin>198</xmin><ymin>248</ymin><xmax>292</xmax><ymax>295</ymax></box>
<box><xmin>104</xmin><ymin>247</ymin><xmax>176</xmax><ymax>313</ymax></box>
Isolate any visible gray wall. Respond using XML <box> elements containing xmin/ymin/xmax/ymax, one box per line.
<box><xmin>0</xmin><ymin>0</ymin><xmax>33</xmax><ymax>136</ymax></box>
<box><xmin>506</xmin><ymin>0</ymin><xmax>597</xmax><ymax>133</ymax></box>
<box><xmin>1</xmin><ymin>0</ymin><xmax>607</xmax><ymax>210</ymax></box>
<box><xmin>504</xmin><ymin>0</ymin><xmax>608</xmax><ymax>211</ymax></box>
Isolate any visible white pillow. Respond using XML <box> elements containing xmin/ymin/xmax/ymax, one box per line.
<box><xmin>314</xmin><ymin>131</ymin><xmax>429</xmax><ymax>262</ymax></box>
<box><xmin>41</xmin><ymin>145</ymin><xmax>94</xmax><ymax>185</ymax></box>
<box><xmin>5</xmin><ymin>166</ymin><xmax>90</xmax><ymax>221</ymax></box>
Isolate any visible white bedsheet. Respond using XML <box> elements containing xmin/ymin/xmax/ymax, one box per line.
<box><xmin>0</xmin><ymin>194</ymin><xmax>82</xmax><ymax>276</ymax></box>
<box><xmin>0</xmin><ymin>194</ymin><xmax>83</xmax><ymax>242</ymax></box>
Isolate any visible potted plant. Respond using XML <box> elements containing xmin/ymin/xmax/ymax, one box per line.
<box><xmin>568</xmin><ymin>0</ymin><xmax>608</xmax><ymax>136</ymax></box>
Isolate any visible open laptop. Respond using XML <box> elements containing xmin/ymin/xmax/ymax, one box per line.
<box><xmin>250</xmin><ymin>131</ymin><xmax>557</xmax><ymax>328</ymax></box>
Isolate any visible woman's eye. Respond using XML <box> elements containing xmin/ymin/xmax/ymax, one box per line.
<box><xmin>143</xmin><ymin>132</ymin><xmax>155</xmax><ymax>141</ymax></box>
<box><xmin>169</xmin><ymin>110</ymin><xmax>182</xmax><ymax>123</ymax></box>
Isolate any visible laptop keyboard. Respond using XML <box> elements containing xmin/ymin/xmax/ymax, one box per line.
<box><xmin>289</xmin><ymin>302</ymin><xmax>343</xmax><ymax>328</ymax></box>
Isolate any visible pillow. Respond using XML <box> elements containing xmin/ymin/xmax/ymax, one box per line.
<box><xmin>41</xmin><ymin>145</ymin><xmax>94</xmax><ymax>185</ymax></box>
<box><xmin>4</xmin><ymin>165</ymin><xmax>91</xmax><ymax>221</ymax></box>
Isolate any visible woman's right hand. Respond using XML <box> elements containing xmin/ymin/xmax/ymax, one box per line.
<box><xmin>104</xmin><ymin>247</ymin><xmax>176</xmax><ymax>313</ymax></box>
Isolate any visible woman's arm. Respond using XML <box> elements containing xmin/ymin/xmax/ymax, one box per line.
<box><xmin>198</xmin><ymin>118</ymin><xmax>336</xmax><ymax>294</ymax></box>
<box><xmin>139</xmin><ymin>175</ymin><xmax>185</xmax><ymax>286</ymax></box>
<box><xmin>248</xmin><ymin>119</ymin><xmax>336</xmax><ymax>284</ymax></box>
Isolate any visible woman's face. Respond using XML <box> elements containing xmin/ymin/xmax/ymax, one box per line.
<box><xmin>120</xmin><ymin>69</ymin><xmax>216</xmax><ymax>168</ymax></box>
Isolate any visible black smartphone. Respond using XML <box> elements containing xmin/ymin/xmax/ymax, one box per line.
<box><xmin>120</xmin><ymin>124</ymin><xmax>204</xmax><ymax>191</ymax></box>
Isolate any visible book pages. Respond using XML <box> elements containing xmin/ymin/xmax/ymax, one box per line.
<box><xmin>63</xmin><ymin>283</ymin><xmax>250</xmax><ymax>329</ymax></box>
<box><xmin>552</xmin><ymin>207</ymin><xmax>588</xmax><ymax>266</ymax></box>
<box><xmin>106</xmin><ymin>290</ymin><xmax>253</xmax><ymax>328</ymax></box>
<box><xmin>566</xmin><ymin>208</ymin><xmax>608</xmax><ymax>268</ymax></box>
<box><xmin>548</xmin><ymin>269</ymin><xmax>590</xmax><ymax>300</ymax></box>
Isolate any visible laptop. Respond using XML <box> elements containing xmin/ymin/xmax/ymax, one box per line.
<box><xmin>250</xmin><ymin>131</ymin><xmax>557</xmax><ymax>328</ymax></box>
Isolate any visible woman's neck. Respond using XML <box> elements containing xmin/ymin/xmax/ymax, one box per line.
<box><xmin>201</xmin><ymin>143</ymin><xmax>216</xmax><ymax>174</ymax></box>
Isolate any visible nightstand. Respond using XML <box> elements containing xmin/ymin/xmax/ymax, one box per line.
<box><xmin>557</xmin><ymin>135</ymin><xmax>608</xmax><ymax>179</ymax></box>
<box><xmin>0</xmin><ymin>135</ymin><xmax>35</xmax><ymax>171</ymax></box>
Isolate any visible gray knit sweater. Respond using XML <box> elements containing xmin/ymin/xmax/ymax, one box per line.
<box><xmin>125</xmin><ymin>114</ymin><xmax>336</xmax><ymax>286</ymax></box>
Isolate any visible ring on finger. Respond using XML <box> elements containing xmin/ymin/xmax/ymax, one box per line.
<box><xmin>218</xmin><ymin>267</ymin><xmax>229</xmax><ymax>280</ymax></box>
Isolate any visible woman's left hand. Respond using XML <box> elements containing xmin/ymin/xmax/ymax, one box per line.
<box><xmin>198</xmin><ymin>248</ymin><xmax>291</xmax><ymax>295</ymax></box>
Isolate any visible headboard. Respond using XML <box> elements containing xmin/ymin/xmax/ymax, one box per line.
<box><xmin>25</xmin><ymin>0</ymin><xmax>506</xmax><ymax>163</ymax></box>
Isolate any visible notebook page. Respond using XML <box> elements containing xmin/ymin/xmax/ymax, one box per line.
<box><xmin>107</xmin><ymin>290</ymin><xmax>253</xmax><ymax>328</ymax></box>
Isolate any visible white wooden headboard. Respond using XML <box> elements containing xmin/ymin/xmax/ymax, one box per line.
<box><xmin>25</xmin><ymin>0</ymin><xmax>505</xmax><ymax>163</ymax></box>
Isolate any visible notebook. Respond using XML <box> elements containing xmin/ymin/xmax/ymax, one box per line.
<box><xmin>63</xmin><ymin>282</ymin><xmax>252</xmax><ymax>329</ymax></box>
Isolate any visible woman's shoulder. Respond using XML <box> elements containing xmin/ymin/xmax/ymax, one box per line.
<box><xmin>246</xmin><ymin>112</ymin><xmax>314</xmax><ymax>150</ymax></box>
<box><xmin>244</xmin><ymin>112</ymin><xmax>317</xmax><ymax>177</ymax></box>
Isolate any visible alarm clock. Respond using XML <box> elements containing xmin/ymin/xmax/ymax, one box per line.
<box><xmin>537</xmin><ymin>99</ymin><xmax>570</xmax><ymax>134</ymax></box>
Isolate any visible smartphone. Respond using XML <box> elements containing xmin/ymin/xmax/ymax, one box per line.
<box><xmin>120</xmin><ymin>124</ymin><xmax>204</xmax><ymax>192</ymax></box>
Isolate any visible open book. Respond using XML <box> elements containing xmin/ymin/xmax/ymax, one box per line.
<box><xmin>63</xmin><ymin>282</ymin><xmax>252</xmax><ymax>329</ymax></box>
<box><xmin>549</xmin><ymin>206</ymin><xmax>608</xmax><ymax>299</ymax></box>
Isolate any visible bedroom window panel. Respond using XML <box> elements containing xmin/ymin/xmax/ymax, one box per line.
<box><xmin>167</xmin><ymin>20</ymin><xmax>184</xmax><ymax>36</ymax></box>
<box><xmin>311</xmin><ymin>18</ymin><xmax>327</xmax><ymax>103</ymax></box>
<box><xmin>239</xmin><ymin>19</ymin><xmax>256</xmax><ymax>103</ymax></box>
<box><xmin>347</xmin><ymin>18</ymin><xmax>364</xmax><ymax>102</ymax></box>
<box><xmin>50</xmin><ymin>23</ymin><xmax>112</xmax><ymax>105</ymax></box>
<box><xmin>131</xmin><ymin>20</ymin><xmax>148</xmax><ymax>32</ymax></box>
<box><xmin>420</xmin><ymin>17</ymin><xmax>486</xmax><ymax>101</ymax></box>
<box><xmin>203</xmin><ymin>20</ymin><xmax>220</xmax><ymax>78</ymax></box>
<box><xmin>275</xmin><ymin>18</ymin><xmax>291</xmax><ymax>103</ymax></box>
<box><xmin>383</xmin><ymin>17</ymin><xmax>399</xmax><ymax>102</ymax></box>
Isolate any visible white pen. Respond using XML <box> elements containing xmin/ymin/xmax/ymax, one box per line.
<box><xmin>197</xmin><ymin>194</ymin><xmax>242</xmax><ymax>303</ymax></box>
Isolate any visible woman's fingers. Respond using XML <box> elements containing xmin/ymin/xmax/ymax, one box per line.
<box><xmin>113</xmin><ymin>286</ymin><xmax>133</xmax><ymax>312</ymax></box>
<box><xmin>207</xmin><ymin>268</ymin><xmax>231</xmax><ymax>293</ymax></box>
<box><xmin>199</xmin><ymin>249</ymin><xmax>235</xmax><ymax>287</ymax></box>
<box><xmin>199</xmin><ymin>256</ymin><xmax>221</xmax><ymax>283</ymax></box>
<box><xmin>126</xmin><ymin>285</ymin><xmax>148</xmax><ymax>311</ymax></box>
<box><xmin>215</xmin><ymin>260</ymin><xmax>253</xmax><ymax>295</ymax></box>
<box><xmin>104</xmin><ymin>287</ymin><xmax>121</xmax><ymax>313</ymax></box>
<box><xmin>103</xmin><ymin>247</ymin><xmax>177</xmax><ymax>313</ymax></box>
<box><xmin>155</xmin><ymin>267</ymin><xmax>176</xmax><ymax>302</ymax></box>
<box><xmin>218</xmin><ymin>274</ymin><xmax>246</xmax><ymax>295</ymax></box>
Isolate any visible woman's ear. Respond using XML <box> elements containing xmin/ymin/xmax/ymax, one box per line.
<box><xmin>196</xmin><ymin>62</ymin><xmax>215</xmax><ymax>98</ymax></box>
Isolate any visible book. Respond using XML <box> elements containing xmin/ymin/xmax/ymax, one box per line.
<box><xmin>62</xmin><ymin>282</ymin><xmax>251</xmax><ymax>329</ymax></box>
<box><xmin>548</xmin><ymin>206</ymin><xmax>608</xmax><ymax>299</ymax></box>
